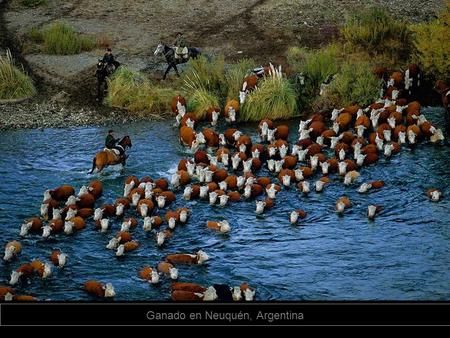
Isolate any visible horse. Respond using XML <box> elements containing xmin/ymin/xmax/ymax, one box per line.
<box><xmin>153</xmin><ymin>42</ymin><xmax>201</xmax><ymax>79</ymax></box>
<box><xmin>90</xmin><ymin>136</ymin><xmax>132</xmax><ymax>174</ymax></box>
<box><xmin>95</xmin><ymin>59</ymin><xmax>118</xmax><ymax>100</ymax></box>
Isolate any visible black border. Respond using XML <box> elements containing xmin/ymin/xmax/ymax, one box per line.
<box><xmin>1</xmin><ymin>301</ymin><xmax>449</xmax><ymax>326</ymax></box>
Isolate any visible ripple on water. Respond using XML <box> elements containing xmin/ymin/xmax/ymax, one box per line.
<box><xmin>0</xmin><ymin>107</ymin><xmax>449</xmax><ymax>300</ymax></box>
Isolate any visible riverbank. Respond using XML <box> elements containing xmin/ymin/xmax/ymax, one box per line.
<box><xmin>0</xmin><ymin>98</ymin><xmax>170</xmax><ymax>130</ymax></box>
<box><xmin>0</xmin><ymin>0</ymin><xmax>446</xmax><ymax>130</ymax></box>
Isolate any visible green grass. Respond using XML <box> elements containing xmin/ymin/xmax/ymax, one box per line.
<box><xmin>287</xmin><ymin>44</ymin><xmax>340</xmax><ymax>110</ymax></box>
<box><xmin>241</xmin><ymin>70</ymin><xmax>297</xmax><ymax>122</ymax></box>
<box><xmin>224</xmin><ymin>58</ymin><xmax>255</xmax><ymax>101</ymax></box>
<box><xmin>106</xmin><ymin>67</ymin><xmax>176</xmax><ymax>115</ymax></box>
<box><xmin>411</xmin><ymin>3</ymin><xmax>450</xmax><ymax>81</ymax></box>
<box><xmin>0</xmin><ymin>50</ymin><xmax>36</xmax><ymax>100</ymax></box>
<box><xmin>288</xmin><ymin>44</ymin><xmax>339</xmax><ymax>93</ymax></box>
<box><xmin>313</xmin><ymin>60</ymin><xmax>381</xmax><ymax>110</ymax></box>
<box><xmin>186</xmin><ymin>88</ymin><xmax>220</xmax><ymax>119</ymax></box>
<box><xmin>27</xmin><ymin>22</ymin><xmax>97</xmax><ymax>55</ymax></box>
<box><xmin>180</xmin><ymin>55</ymin><xmax>226</xmax><ymax>97</ymax></box>
<box><xmin>341</xmin><ymin>6</ymin><xmax>411</xmax><ymax>59</ymax></box>
<box><xmin>22</xmin><ymin>27</ymin><xmax>43</xmax><ymax>54</ymax></box>
<box><xmin>286</xmin><ymin>7</ymin><xmax>416</xmax><ymax>113</ymax></box>
<box><xmin>287</xmin><ymin>45</ymin><xmax>338</xmax><ymax>87</ymax></box>
<box><xmin>43</xmin><ymin>22</ymin><xmax>96</xmax><ymax>55</ymax></box>
<box><xmin>25</xmin><ymin>27</ymin><xmax>44</xmax><ymax>44</ymax></box>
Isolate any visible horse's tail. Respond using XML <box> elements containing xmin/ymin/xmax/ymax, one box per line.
<box><xmin>192</xmin><ymin>47</ymin><xmax>201</xmax><ymax>58</ymax></box>
<box><xmin>89</xmin><ymin>156</ymin><xmax>97</xmax><ymax>174</ymax></box>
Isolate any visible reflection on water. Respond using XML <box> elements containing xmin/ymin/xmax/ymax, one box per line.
<box><xmin>0</xmin><ymin>107</ymin><xmax>449</xmax><ymax>300</ymax></box>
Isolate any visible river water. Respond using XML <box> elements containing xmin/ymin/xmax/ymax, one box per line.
<box><xmin>0</xmin><ymin>107</ymin><xmax>449</xmax><ymax>301</ymax></box>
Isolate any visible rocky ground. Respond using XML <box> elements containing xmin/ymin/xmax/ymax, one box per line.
<box><xmin>0</xmin><ymin>95</ymin><xmax>159</xmax><ymax>130</ymax></box>
<box><xmin>0</xmin><ymin>0</ymin><xmax>446</xmax><ymax>129</ymax></box>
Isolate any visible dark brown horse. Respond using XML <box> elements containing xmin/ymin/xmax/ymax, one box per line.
<box><xmin>95</xmin><ymin>59</ymin><xmax>118</xmax><ymax>101</ymax></box>
<box><xmin>153</xmin><ymin>42</ymin><xmax>201</xmax><ymax>79</ymax></box>
<box><xmin>90</xmin><ymin>136</ymin><xmax>132</xmax><ymax>174</ymax></box>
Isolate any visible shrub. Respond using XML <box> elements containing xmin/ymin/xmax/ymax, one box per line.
<box><xmin>287</xmin><ymin>44</ymin><xmax>339</xmax><ymax>110</ymax></box>
<box><xmin>224</xmin><ymin>58</ymin><xmax>255</xmax><ymax>100</ymax></box>
<box><xmin>22</xmin><ymin>27</ymin><xmax>43</xmax><ymax>54</ymax></box>
<box><xmin>25</xmin><ymin>27</ymin><xmax>44</xmax><ymax>43</ymax></box>
<box><xmin>0</xmin><ymin>50</ymin><xmax>36</xmax><ymax>100</ymax></box>
<box><xmin>186</xmin><ymin>88</ymin><xmax>220</xmax><ymax>119</ymax></box>
<box><xmin>288</xmin><ymin>44</ymin><xmax>339</xmax><ymax>92</ymax></box>
<box><xmin>180</xmin><ymin>55</ymin><xmax>226</xmax><ymax>97</ymax></box>
<box><xmin>411</xmin><ymin>3</ymin><xmax>450</xmax><ymax>81</ymax></box>
<box><xmin>40</xmin><ymin>22</ymin><xmax>96</xmax><ymax>55</ymax></box>
<box><xmin>313</xmin><ymin>60</ymin><xmax>381</xmax><ymax>110</ymax></box>
<box><xmin>240</xmin><ymin>70</ymin><xmax>297</xmax><ymax>122</ymax></box>
<box><xmin>286</xmin><ymin>46</ymin><xmax>302</xmax><ymax>71</ymax></box>
<box><xmin>106</xmin><ymin>67</ymin><xmax>175</xmax><ymax>116</ymax></box>
<box><xmin>341</xmin><ymin>7</ymin><xmax>411</xmax><ymax>59</ymax></box>
<box><xmin>181</xmin><ymin>56</ymin><xmax>223</xmax><ymax>118</ymax></box>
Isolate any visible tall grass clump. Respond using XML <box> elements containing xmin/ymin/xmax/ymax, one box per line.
<box><xmin>182</xmin><ymin>71</ymin><xmax>220</xmax><ymax>119</ymax></box>
<box><xmin>241</xmin><ymin>71</ymin><xmax>297</xmax><ymax>122</ymax></box>
<box><xmin>288</xmin><ymin>44</ymin><xmax>339</xmax><ymax>92</ymax></box>
<box><xmin>106</xmin><ymin>67</ymin><xmax>175</xmax><ymax>115</ymax></box>
<box><xmin>287</xmin><ymin>44</ymin><xmax>339</xmax><ymax>109</ymax></box>
<box><xmin>224</xmin><ymin>58</ymin><xmax>255</xmax><ymax>100</ymax></box>
<box><xmin>186</xmin><ymin>88</ymin><xmax>220</xmax><ymax>119</ymax></box>
<box><xmin>39</xmin><ymin>22</ymin><xmax>96</xmax><ymax>55</ymax></box>
<box><xmin>0</xmin><ymin>50</ymin><xmax>36</xmax><ymax>100</ymax></box>
<box><xmin>341</xmin><ymin>7</ymin><xmax>411</xmax><ymax>59</ymax></box>
<box><xmin>180</xmin><ymin>55</ymin><xmax>226</xmax><ymax>97</ymax></box>
<box><xmin>25</xmin><ymin>27</ymin><xmax>44</xmax><ymax>43</ymax></box>
<box><xmin>314</xmin><ymin>61</ymin><xmax>381</xmax><ymax>110</ymax></box>
<box><xmin>411</xmin><ymin>3</ymin><xmax>450</xmax><ymax>81</ymax></box>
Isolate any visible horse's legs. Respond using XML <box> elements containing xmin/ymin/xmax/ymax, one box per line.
<box><xmin>97</xmin><ymin>75</ymin><xmax>108</xmax><ymax>101</ymax></box>
<box><xmin>163</xmin><ymin>64</ymin><xmax>172</xmax><ymax>80</ymax></box>
<box><xmin>173</xmin><ymin>64</ymin><xmax>180</xmax><ymax>77</ymax></box>
<box><xmin>90</xmin><ymin>157</ymin><xmax>97</xmax><ymax>174</ymax></box>
<box><xmin>121</xmin><ymin>155</ymin><xmax>128</xmax><ymax>167</ymax></box>
<box><xmin>104</xmin><ymin>78</ymin><xmax>108</xmax><ymax>96</ymax></box>
<box><xmin>97</xmin><ymin>79</ymin><xmax>102</xmax><ymax>101</ymax></box>
<box><xmin>119</xmin><ymin>156</ymin><xmax>127</xmax><ymax>174</ymax></box>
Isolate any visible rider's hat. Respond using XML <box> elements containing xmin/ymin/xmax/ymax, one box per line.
<box><xmin>108</xmin><ymin>129</ymin><xmax>114</xmax><ymax>133</ymax></box>
<box><xmin>106</xmin><ymin>47</ymin><xmax>112</xmax><ymax>52</ymax></box>
<box><xmin>176</xmin><ymin>32</ymin><xmax>183</xmax><ymax>36</ymax></box>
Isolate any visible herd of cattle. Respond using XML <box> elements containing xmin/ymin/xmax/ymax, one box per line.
<box><xmin>0</xmin><ymin>64</ymin><xmax>446</xmax><ymax>302</ymax></box>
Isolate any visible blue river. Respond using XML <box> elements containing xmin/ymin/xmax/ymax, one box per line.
<box><xmin>0</xmin><ymin>107</ymin><xmax>449</xmax><ymax>300</ymax></box>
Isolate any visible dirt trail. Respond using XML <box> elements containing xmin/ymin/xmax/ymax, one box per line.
<box><xmin>0</xmin><ymin>0</ymin><xmax>40</xmax><ymax>84</ymax></box>
<box><xmin>0</xmin><ymin>0</ymin><xmax>446</xmax><ymax>126</ymax></box>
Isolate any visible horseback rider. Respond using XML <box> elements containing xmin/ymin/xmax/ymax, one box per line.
<box><xmin>173</xmin><ymin>32</ymin><xmax>188</xmax><ymax>60</ymax></box>
<box><xmin>105</xmin><ymin>130</ymin><xmax>124</xmax><ymax>156</ymax></box>
<box><xmin>95</xmin><ymin>48</ymin><xmax>119</xmax><ymax>100</ymax></box>
<box><xmin>102</xmin><ymin>47</ymin><xmax>120</xmax><ymax>70</ymax></box>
